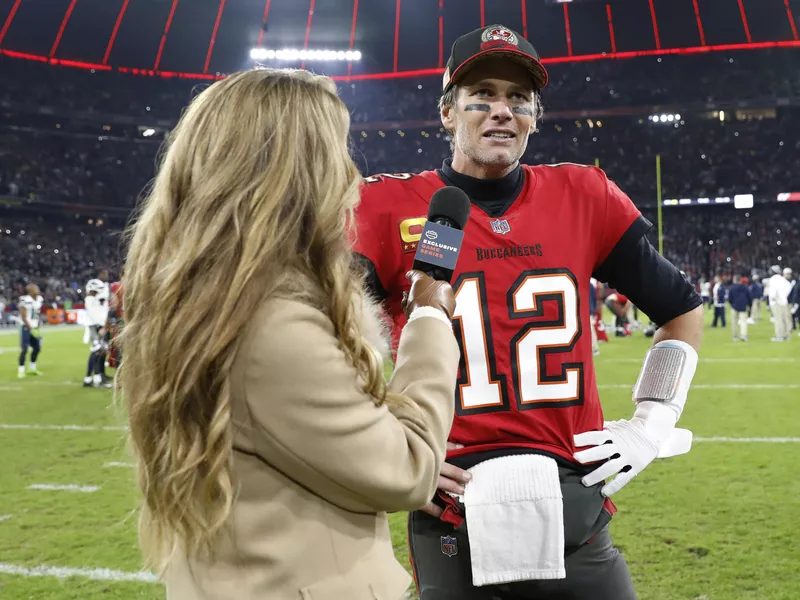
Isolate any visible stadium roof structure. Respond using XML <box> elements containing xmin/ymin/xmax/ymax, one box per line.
<box><xmin>0</xmin><ymin>0</ymin><xmax>798</xmax><ymax>81</ymax></box>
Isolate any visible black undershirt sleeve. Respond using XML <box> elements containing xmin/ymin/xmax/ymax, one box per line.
<box><xmin>592</xmin><ymin>219</ymin><xmax>703</xmax><ymax>327</ymax></box>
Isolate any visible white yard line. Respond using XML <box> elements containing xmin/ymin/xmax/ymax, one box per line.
<box><xmin>0</xmin><ymin>424</ymin><xmax>126</xmax><ymax>431</ymax></box>
<box><xmin>0</xmin><ymin>387</ymin><xmax>22</xmax><ymax>391</ymax></box>
<box><xmin>103</xmin><ymin>462</ymin><xmax>135</xmax><ymax>468</ymax></box>
<box><xmin>0</xmin><ymin>515</ymin><xmax>11</xmax><ymax>522</ymax></box>
<box><xmin>0</xmin><ymin>326</ymin><xmax>83</xmax><ymax>338</ymax></box>
<box><xmin>5</xmin><ymin>381</ymin><xmax>82</xmax><ymax>387</ymax></box>
<box><xmin>0</xmin><ymin>562</ymin><xmax>158</xmax><ymax>583</ymax></box>
<box><xmin>27</xmin><ymin>484</ymin><xmax>100</xmax><ymax>493</ymax></box>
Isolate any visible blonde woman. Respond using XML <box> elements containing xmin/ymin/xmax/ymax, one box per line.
<box><xmin>119</xmin><ymin>68</ymin><xmax>460</xmax><ymax>599</ymax></box>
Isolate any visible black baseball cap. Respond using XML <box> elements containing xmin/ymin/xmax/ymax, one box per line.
<box><xmin>442</xmin><ymin>25</ymin><xmax>548</xmax><ymax>94</ymax></box>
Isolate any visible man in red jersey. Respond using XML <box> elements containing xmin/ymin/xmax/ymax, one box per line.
<box><xmin>108</xmin><ymin>279</ymin><xmax>123</xmax><ymax>369</ymax></box>
<box><xmin>355</xmin><ymin>25</ymin><xmax>703</xmax><ymax>599</ymax></box>
<box><xmin>605</xmin><ymin>290</ymin><xmax>633</xmax><ymax>337</ymax></box>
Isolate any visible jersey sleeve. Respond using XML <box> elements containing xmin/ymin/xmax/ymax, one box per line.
<box><xmin>352</xmin><ymin>179</ymin><xmax>403</xmax><ymax>299</ymax></box>
<box><xmin>592</xmin><ymin>169</ymin><xmax>651</xmax><ymax>270</ymax></box>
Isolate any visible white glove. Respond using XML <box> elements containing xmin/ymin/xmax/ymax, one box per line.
<box><xmin>573</xmin><ymin>401</ymin><xmax>676</xmax><ymax>497</ymax></box>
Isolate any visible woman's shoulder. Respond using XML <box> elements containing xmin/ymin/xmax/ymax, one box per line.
<box><xmin>251</xmin><ymin>296</ymin><xmax>333</xmax><ymax>341</ymax></box>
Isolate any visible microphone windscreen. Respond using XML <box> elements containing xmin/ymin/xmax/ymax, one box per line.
<box><xmin>428</xmin><ymin>187</ymin><xmax>471</xmax><ymax>230</ymax></box>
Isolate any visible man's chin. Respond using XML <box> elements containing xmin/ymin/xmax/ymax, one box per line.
<box><xmin>477</xmin><ymin>150</ymin><xmax>519</xmax><ymax>169</ymax></box>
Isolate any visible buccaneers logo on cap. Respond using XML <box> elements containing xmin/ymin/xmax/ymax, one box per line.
<box><xmin>481</xmin><ymin>26</ymin><xmax>519</xmax><ymax>46</ymax></box>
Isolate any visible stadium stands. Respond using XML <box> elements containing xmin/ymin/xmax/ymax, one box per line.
<box><xmin>1</xmin><ymin>49</ymin><xmax>798</xmax><ymax>305</ymax></box>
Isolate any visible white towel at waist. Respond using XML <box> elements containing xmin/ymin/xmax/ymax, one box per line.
<box><xmin>463</xmin><ymin>454</ymin><xmax>565</xmax><ymax>586</ymax></box>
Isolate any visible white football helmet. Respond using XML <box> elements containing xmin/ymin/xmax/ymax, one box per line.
<box><xmin>86</xmin><ymin>279</ymin><xmax>105</xmax><ymax>294</ymax></box>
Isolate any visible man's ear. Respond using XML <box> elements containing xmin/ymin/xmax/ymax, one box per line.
<box><xmin>441</xmin><ymin>103</ymin><xmax>455</xmax><ymax>131</ymax></box>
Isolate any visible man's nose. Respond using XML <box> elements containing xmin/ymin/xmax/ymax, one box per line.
<box><xmin>490</xmin><ymin>101</ymin><xmax>513</xmax><ymax>122</ymax></box>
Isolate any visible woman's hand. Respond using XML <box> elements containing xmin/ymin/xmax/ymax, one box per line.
<box><xmin>402</xmin><ymin>270</ymin><xmax>456</xmax><ymax>320</ymax></box>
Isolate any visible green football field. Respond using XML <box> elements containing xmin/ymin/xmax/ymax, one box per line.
<box><xmin>0</xmin><ymin>312</ymin><xmax>798</xmax><ymax>599</ymax></box>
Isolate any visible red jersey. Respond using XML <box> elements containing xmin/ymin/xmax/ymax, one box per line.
<box><xmin>354</xmin><ymin>165</ymin><xmax>641</xmax><ymax>464</ymax></box>
<box><xmin>608</xmin><ymin>292</ymin><xmax>630</xmax><ymax>307</ymax></box>
<box><xmin>110</xmin><ymin>281</ymin><xmax>123</xmax><ymax>318</ymax></box>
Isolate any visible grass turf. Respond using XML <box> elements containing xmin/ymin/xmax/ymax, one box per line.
<box><xmin>0</xmin><ymin>311</ymin><xmax>797</xmax><ymax>599</ymax></box>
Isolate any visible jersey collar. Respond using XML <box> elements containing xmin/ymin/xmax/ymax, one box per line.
<box><xmin>437</xmin><ymin>158</ymin><xmax>525</xmax><ymax>218</ymax></box>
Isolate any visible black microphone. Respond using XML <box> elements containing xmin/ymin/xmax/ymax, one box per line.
<box><xmin>412</xmin><ymin>187</ymin><xmax>471</xmax><ymax>282</ymax></box>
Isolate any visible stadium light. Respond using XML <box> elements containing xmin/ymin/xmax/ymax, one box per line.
<box><xmin>651</xmin><ymin>113</ymin><xmax>681</xmax><ymax>124</ymax></box>
<box><xmin>250</xmin><ymin>48</ymin><xmax>362</xmax><ymax>62</ymax></box>
<box><xmin>142</xmin><ymin>128</ymin><xmax>155</xmax><ymax>137</ymax></box>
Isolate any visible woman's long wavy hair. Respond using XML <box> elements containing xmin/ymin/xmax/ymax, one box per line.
<box><xmin>118</xmin><ymin>68</ymin><xmax>386</xmax><ymax>574</ymax></box>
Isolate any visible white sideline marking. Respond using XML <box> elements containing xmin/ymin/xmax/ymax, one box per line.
<box><xmin>8</xmin><ymin>381</ymin><xmax>82</xmax><ymax>387</ymax></box>
<box><xmin>0</xmin><ymin>387</ymin><xmax>22</xmax><ymax>391</ymax></box>
<box><xmin>0</xmin><ymin>325</ymin><xmax>82</xmax><ymax>337</ymax></box>
<box><xmin>0</xmin><ymin>562</ymin><xmax>158</xmax><ymax>583</ymax></box>
<box><xmin>103</xmin><ymin>462</ymin><xmax>134</xmax><ymax>468</ymax></box>
<box><xmin>0</xmin><ymin>515</ymin><xmax>11</xmax><ymax>522</ymax></box>
<box><xmin>0</xmin><ymin>424</ymin><xmax>126</xmax><ymax>431</ymax></box>
<box><xmin>28</xmin><ymin>484</ymin><xmax>100</xmax><ymax>493</ymax></box>
<box><xmin>695</xmin><ymin>437</ymin><xmax>800</xmax><ymax>443</ymax></box>
<box><xmin>598</xmin><ymin>384</ymin><xmax>799</xmax><ymax>390</ymax></box>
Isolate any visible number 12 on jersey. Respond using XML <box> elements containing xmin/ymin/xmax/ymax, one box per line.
<box><xmin>452</xmin><ymin>269</ymin><xmax>584</xmax><ymax>415</ymax></box>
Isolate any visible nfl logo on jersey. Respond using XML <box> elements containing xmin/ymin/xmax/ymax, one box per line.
<box><xmin>440</xmin><ymin>535</ymin><xmax>458</xmax><ymax>557</ymax></box>
<box><xmin>490</xmin><ymin>218</ymin><xmax>511</xmax><ymax>235</ymax></box>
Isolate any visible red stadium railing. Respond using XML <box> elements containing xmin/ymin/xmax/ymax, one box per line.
<box><xmin>2</xmin><ymin>40</ymin><xmax>800</xmax><ymax>83</ymax></box>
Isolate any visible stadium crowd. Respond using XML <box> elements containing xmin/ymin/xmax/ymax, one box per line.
<box><xmin>0</xmin><ymin>49</ymin><xmax>798</xmax><ymax>310</ymax></box>
<box><xmin>351</xmin><ymin>111</ymin><xmax>800</xmax><ymax>202</ymax></box>
<box><xmin>2</xmin><ymin>202</ymin><xmax>796</xmax><ymax>310</ymax></box>
<box><xmin>3</xmin><ymin>111</ymin><xmax>800</xmax><ymax>211</ymax></box>
<box><xmin>2</xmin><ymin>49</ymin><xmax>798</xmax><ymax>120</ymax></box>
<box><xmin>0</xmin><ymin>217</ymin><xmax>120</xmax><ymax>310</ymax></box>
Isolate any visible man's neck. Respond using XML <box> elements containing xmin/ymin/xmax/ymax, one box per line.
<box><xmin>450</xmin><ymin>153</ymin><xmax>518</xmax><ymax>180</ymax></box>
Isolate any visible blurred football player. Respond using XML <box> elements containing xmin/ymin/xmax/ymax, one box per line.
<box><xmin>17</xmin><ymin>283</ymin><xmax>44</xmax><ymax>378</ymax></box>
<box><xmin>354</xmin><ymin>24</ymin><xmax>704</xmax><ymax>600</ymax></box>
<box><xmin>96</xmin><ymin>269</ymin><xmax>112</xmax><ymax>378</ymax></box>
<box><xmin>786</xmin><ymin>269</ymin><xmax>799</xmax><ymax>332</ymax></box>
<box><xmin>700</xmin><ymin>278</ymin><xmax>712</xmax><ymax>309</ymax></box>
<box><xmin>768</xmin><ymin>266</ymin><xmax>792</xmax><ymax>341</ymax></box>
<box><xmin>748</xmin><ymin>275</ymin><xmax>763</xmax><ymax>324</ymax></box>
<box><xmin>83</xmin><ymin>278</ymin><xmax>112</xmax><ymax>388</ymax></box>
<box><xmin>727</xmin><ymin>275</ymin><xmax>751</xmax><ymax>342</ymax></box>
<box><xmin>604</xmin><ymin>291</ymin><xmax>632</xmax><ymax>337</ymax></box>
<box><xmin>712</xmin><ymin>275</ymin><xmax>727</xmax><ymax>328</ymax></box>
<box><xmin>108</xmin><ymin>278</ymin><xmax>123</xmax><ymax>369</ymax></box>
